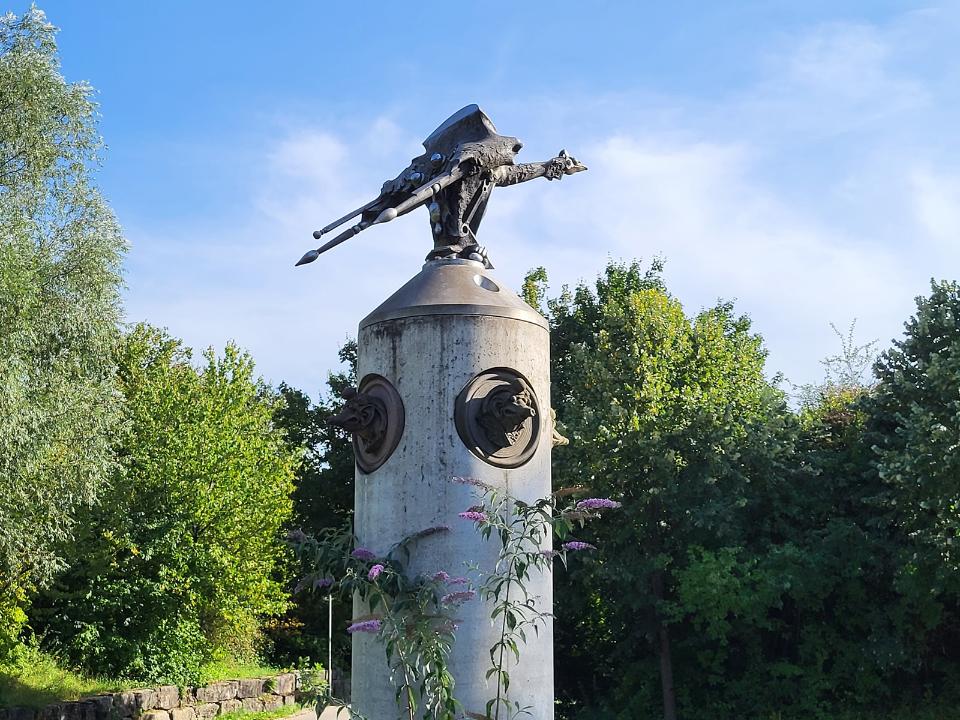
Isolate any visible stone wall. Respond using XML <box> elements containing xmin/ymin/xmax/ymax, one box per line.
<box><xmin>0</xmin><ymin>673</ymin><xmax>299</xmax><ymax>720</ymax></box>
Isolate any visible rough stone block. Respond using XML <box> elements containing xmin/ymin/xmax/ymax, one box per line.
<box><xmin>169</xmin><ymin>709</ymin><xmax>195</xmax><ymax>720</ymax></box>
<box><xmin>76</xmin><ymin>701</ymin><xmax>99</xmax><ymax>720</ymax></box>
<box><xmin>193</xmin><ymin>705</ymin><xmax>218</xmax><ymax>720</ymax></box>
<box><xmin>114</xmin><ymin>694</ymin><xmax>134</xmax><ymax>718</ymax></box>
<box><xmin>38</xmin><ymin>703</ymin><xmax>76</xmax><ymax>720</ymax></box>
<box><xmin>194</xmin><ymin>683</ymin><xmax>237</xmax><ymax>704</ymax></box>
<box><xmin>155</xmin><ymin>687</ymin><xmax>179</xmax><ymax>711</ymax></box>
<box><xmin>37</xmin><ymin>704</ymin><xmax>59</xmax><ymax>720</ymax></box>
<box><xmin>141</xmin><ymin>711</ymin><xmax>169</xmax><ymax>720</ymax></box>
<box><xmin>239</xmin><ymin>699</ymin><xmax>262</xmax><ymax>714</ymax></box>
<box><xmin>236</xmin><ymin>679</ymin><xmax>264</xmax><ymax>699</ymax></box>
<box><xmin>88</xmin><ymin>696</ymin><xmax>112</xmax><ymax>720</ymax></box>
<box><xmin>215</xmin><ymin>700</ymin><xmax>240</xmax><ymax>716</ymax></box>
<box><xmin>283</xmin><ymin>696</ymin><xmax>296</xmax><ymax>707</ymax></box>
<box><xmin>134</xmin><ymin>690</ymin><xmax>158</xmax><ymax>713</ymax></box>
<box><xmin>261</xmin><ymin>696</ymin><xmax>283</xmax><ymax>712</ymax></box>
<box><xmin>116</xmin><ymin>690</ymin><xmax>157</xmax><ymax>717</ymax></box>
<box><xmin>273</xmin><ymin>673</ymin><xmax>296</xmax><ymax>696</ymax></box>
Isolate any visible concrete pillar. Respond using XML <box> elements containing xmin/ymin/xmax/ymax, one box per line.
<box><xmin>350</xmin><ymin>258</ymin><xmax>553</xmax><ymax>720</ymax></box>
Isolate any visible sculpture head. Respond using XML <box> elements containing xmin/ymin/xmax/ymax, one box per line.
<box><xmin>557</xmin><ymin>149</ymin><xmax>587</xmax><ymax>175</ymax></box>
<box><xmin>477</xmin><ymin>380</ymin><xmax>537</xmax><ymax>450</ymax></box>
<box><xmin>329</xmin><ymin>387</ymin><xmax>388</xmax><ymax>452</ymax></box>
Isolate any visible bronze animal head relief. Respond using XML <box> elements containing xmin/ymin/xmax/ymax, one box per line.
<box><xmin>477</xmin><ymin>379</ymin><xmax>537</xmax><ymax>450</ymax></box>
<box><xmin>327</xmin><ymin>375</ymin><xmax>405</xmax><ymax>474</ymax></box>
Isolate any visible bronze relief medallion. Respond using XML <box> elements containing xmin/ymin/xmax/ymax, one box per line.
<box><xmin>455</xmin><ymin>367</ymin><xmax>541</xmax><ymax>468</ymax></box>
<box><xmin>328</xmin><ymin>374</ymin><xmax>405</xmax><ymax>474</ymax></box>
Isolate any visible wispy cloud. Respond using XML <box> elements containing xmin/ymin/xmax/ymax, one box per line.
<box><xmin>122</xmin><ymin>8</ymin><xmax>960</xmax><ymax>396</ymax></box>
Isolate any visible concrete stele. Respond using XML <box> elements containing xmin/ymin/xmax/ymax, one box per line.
<box><xmin>350</xmin><ymin>258</ymin><xmax>554</xmax><ymax>719</ymax></box>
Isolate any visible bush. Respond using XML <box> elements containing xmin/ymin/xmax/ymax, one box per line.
<box><xmin>31</xmin><ymin>325</ymin><xmax>299</xmax><ymax>684</ymax></box>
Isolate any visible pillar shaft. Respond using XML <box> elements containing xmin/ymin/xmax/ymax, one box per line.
<box><xmin>350</xmin><ymin>259</ymin><xmax>553</xmax><ymax>720</ymax></box>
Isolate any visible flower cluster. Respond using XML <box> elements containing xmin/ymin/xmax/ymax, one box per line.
<box><xmin>347</xmin><ymin>619</ymin><xmax>382</xmax><ymax>634</ymax></box>
<box><xmin>458</xmin><ymin>511</ymin><xmax>488</xmax><ymax>523</ymax></box>
<box><xmin>561</xmin><ymin>541</ymin><xmax>597</xmax><ymax>552</ymax></box>
<box><xmin>351</xmin><ymin>547</ymin><xmax>377</xmax><ymax>561</ymax></box>
<box><xmin>451</xmin><ymin>475</ymin><xmax>494</xmax><ymax>490</ymax></box>
<box><xmin>368</xmin><ymin>564</ymin><xmax>384</xmax><ymax>581</ymax></box>
<box><xmin>440</xmin><ymin>590</ymin><xmax>476</xmax><ymax>605</ymax></box>
<box><xmin>576</xmin><ymin>498</ymin><xmax>622</xmax><ymax>510</ymax></box>
<box><xmin>432</xmin><ymin>571</ymin><xmax>449</xmax><ymax>582</ymax></box>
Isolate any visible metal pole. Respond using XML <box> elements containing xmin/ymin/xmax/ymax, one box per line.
<box><xmin>327</xmin><ymin>594</ymin><xmax>333</xmax><ymax>692</ymax></box>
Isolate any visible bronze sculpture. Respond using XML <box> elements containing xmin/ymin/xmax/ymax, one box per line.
<box><xmin>295</xmin><ymin>104</ymin><xmax>586</xmax><ymax>268</ymax></box>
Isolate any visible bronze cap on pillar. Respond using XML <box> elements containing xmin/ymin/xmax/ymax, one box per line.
<box><xmin>360</xmin><ymin>258</ymin><xmax>547</xmax><ymax>330</ymax></box>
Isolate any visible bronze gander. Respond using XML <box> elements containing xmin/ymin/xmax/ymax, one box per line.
<box><xmin>328</xmin><ymin>374</ymin><xmax>405</xmax><ymax>474</ymax></box>
<box><xmin>455</xmin><ymin>368</ymin><xmax>542</xmax><ymax>469</ymax></box>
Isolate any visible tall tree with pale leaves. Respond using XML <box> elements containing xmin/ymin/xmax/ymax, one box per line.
<box><xmin>0</xmin><ymin>7</ymin><xmax>125</xmax><ymax>651</ymax></box>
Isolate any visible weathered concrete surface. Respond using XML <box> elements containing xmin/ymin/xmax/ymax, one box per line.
<box><xmin>351</xmin><ymin>258</ymin><xmax>554</xmax><ymax>719</ymax></box>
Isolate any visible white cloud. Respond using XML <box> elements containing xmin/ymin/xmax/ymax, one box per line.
<box><xmin>910</xmin><ymin>168</ymin><xmax>960</xmax><ymax>250</ymax></box>
<box><xmin>121</xmin><ymin>9</ymin><xmax>960</xmax><ymax>397</ymax></box>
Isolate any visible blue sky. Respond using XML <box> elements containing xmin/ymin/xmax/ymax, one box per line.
<box><xmin>30</xmin><ymin>0</ymin><xmax>960</xmax><ymax>396</ymax></box>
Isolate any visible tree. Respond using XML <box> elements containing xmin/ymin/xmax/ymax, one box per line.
<box><xmin>277</xmin><ymin>339</ymin><xmax>358</xmax><ymax>535</ymax></box>
<box><xmin>269</xmin><ymin>341</ymin><xmax>357</xmax><ymax>675</ymax></box>
<box><xmin>867</xmin><ymin>281</ymin><xmax>960</xmax><ymax>576</ymax></box>
<box><xmin>862</xmin><ymin>281</ymin><xmax>960</xmax><ymax>687</ymax></box>
<box><xmin>32</xmin><ymin>325</ymin><xmax>298</xmax><ymax>684</ymax></box>
<box><xmin>0</xmin><ymin>7</ymin><xmax>124</xmax><ymax>653</ymax></box>
<box><xmin>542</xmin><ymin>261</ymin><xmax>798</xmax><ymax>718</ymax></box>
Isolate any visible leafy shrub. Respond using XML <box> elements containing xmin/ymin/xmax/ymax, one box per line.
<box><xmin>31</xmin><ymin>325</ymin><xmax>298</xmax><ymax>684</ymax></box>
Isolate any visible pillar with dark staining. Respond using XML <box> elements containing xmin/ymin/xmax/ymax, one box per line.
<box><xmin>348</xmin><ymin>257</ymin><xmax>554</xmax><ymax>719</ymax></box>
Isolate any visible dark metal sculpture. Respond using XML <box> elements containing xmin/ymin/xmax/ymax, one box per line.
<box><xmin>455</xmin><ymin>368</ymin><xmax>541</xmax><ymax>468</ymax></box>
<box><xmin>328</xmin><ymin>374</ymin><xmax>405</xmax><ymax>474</ymax></box>
<box><xmin>295</xmin><ymin>104</ymin><xmax>586</xmax><ymax>268</ymax></box>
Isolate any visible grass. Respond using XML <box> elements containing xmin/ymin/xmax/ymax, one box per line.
<box><xmin>0</xmin><ymin>649</ymin><xmax>283</xmax><ymax>709</ymax></box>
<box><xmin>0</xmin><ymin>648</ymin><xmax>132</xmax><ymax>709</ymax></box>
<box><xmin>218</xmin><ymin>705</ymin><xmax>302</xmax><ymax>720</ymax></box>
<box><xmin>197</xmin><ymin>658</ymin><xmax>281</xmax><ymax>685</ymax></box>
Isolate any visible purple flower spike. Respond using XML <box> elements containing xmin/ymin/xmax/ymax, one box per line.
<box><xmin>458</xmin><ymin>511</ymin><xmax>488</xmax><ymax>523</ymax></box>
<box><xmin>562</xmin><ymin>541</ymin><xmax>597</xmax><ymax>552</ymax></box>
<box><xmin>346</xmin><ymin>619</ymin><xmax>382</xmax><ymax>634</ymax></box>
<box><xmin>351</xmin><ymin>547</ymin><xmax>376</xmax><ymax>561</ymax></box>
<box><xmin>441</xmin><ymin>590</ymin><xmax>476</xmax><ymax>605</ymax></box>
<box><xmin>368</xmin><ymin>564</ymin><xmax>384</xmax><ymax>581</ymax></box>
<box><xmin>447</xmin><ymin>576</ymin><xmax>469</xmax><ymax>585</ymax></box>
<box><xmin>432</xmin><ymin>571</ymin><xmax>450</xmax><ymax>582</ymax></box>
<box><xmin>576</xmin><ymin>498</ymin><xmax>622</xmax><ymax>510</ymax></box>
<box><xmin>451</xmin><ymin>476</ymin><xmax>494</xmax><ymax>490</ymax></box>
<box><xmin>538</xmin><ymin>549</ymin><xmax>559</xmax><ymax>558</ymax></box>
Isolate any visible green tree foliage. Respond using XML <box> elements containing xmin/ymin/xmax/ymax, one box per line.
<box><xmin>868</xmin><ymin>281</ymin><xmax>960</xmax><ymax>578</ymax></box>
<box><xmin>32</xmin><ymin>325</ymin><xmax>297</xmax><ymax>684</ymax></box>
<box><xmin>0</xmin><ymin>7</ymin><xmax>124</xmax><ymax>652</ymax></box>
<box><xmin>546</xmin><ymin>261</ymin><xmax>797</xmax><ymax>719</ymax></box>
<box><xmin>277</xmin><ymin>339</ymin><xmax>357</xmax><ymax>534</ymax></box>
<box><xmin>863</xmin><ymin>280</ymin><xmax>960</xmax><ymax>683</ymax></box>
<box><xmin>269</xmin><ymin>341</ymin><xmax>356</xmax><ymax>671</ymax></box>
<box><xmin>543</xmin><ymin>263</ymin><xmax>960</xmax><ymax>719</ymax></box>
